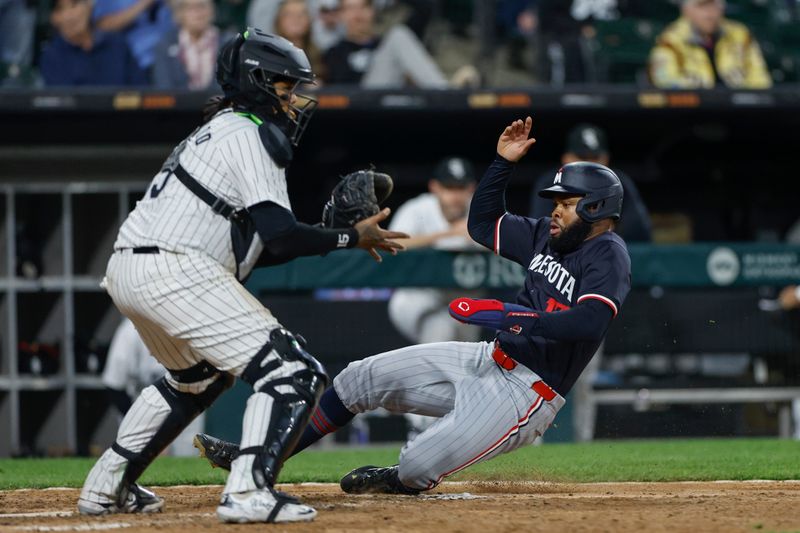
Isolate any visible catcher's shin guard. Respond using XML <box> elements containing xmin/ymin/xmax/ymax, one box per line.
<box><xmin>115</xmin><ymin>373</ymin><xmax>233</xmax><ymax>483</ymax></box>
<box><xmin>225</xmin><ymin>328</ymin><xmax>328</xmax><ymax>493</ymax></box>
<box><xmin>80</xmin><ymin>369</ymin><xmax>232</xmax><ymax>510</ymax></box>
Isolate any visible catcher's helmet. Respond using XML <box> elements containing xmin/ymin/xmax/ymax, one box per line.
<box><xmin>538</xmin><ymin>162</ymin><xmax>624</xmax><ymax>223</ymax></box>
<box><xmin>216</xmin><ymin>28</ymin><xmax>317</xmax><ymax>145</ymax></box>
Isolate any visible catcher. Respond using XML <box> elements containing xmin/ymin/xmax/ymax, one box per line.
<box><xmin>77</xmin><ymin>28</ymin><xmax>405</xmax><ymax>524</ymax></box>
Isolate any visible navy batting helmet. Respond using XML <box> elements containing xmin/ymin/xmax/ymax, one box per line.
<box><xmin>538</xmin><ymin>162</ymin><xmax>624</xmax><ymax>223</ymax></box>
<box><xmin>216</xmin><ymin>28</ymin><xmax>317</xmax><ymax>145</ymax></box>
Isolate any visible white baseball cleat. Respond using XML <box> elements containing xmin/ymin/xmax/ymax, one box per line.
<box><xmin>78</xmin><ymin>484</ymin><xmax>164</xmax><ymax>515</ymax></box>
<box><xmin>216</xmin><ymin>488</ymin><xmax>317</xmax><ymax>523</ymax></box>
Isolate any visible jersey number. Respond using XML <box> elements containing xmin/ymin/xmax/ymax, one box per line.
<box><xmin>545</xmin><ymin>297</ymin><xmax>570</xmax><ymax>313</ymax></box>
<box><xmin>150</xmin><ymin>171</ymin><xmax>172</xmax><ymax>198</ymax></box>
<box><xmin>150</xmin><ymin>128</ymin><xmax>210</xmax><ymax>199</ymax></box>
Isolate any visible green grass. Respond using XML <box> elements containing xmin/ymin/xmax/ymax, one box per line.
<box><xmin>1</xmin><ymin>438</ymin><xmax>799</xmax><ymax>490</ymax></box>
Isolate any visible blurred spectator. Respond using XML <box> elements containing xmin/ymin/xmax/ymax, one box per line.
<box><xmin>40</xmin><ymin>0</ymin><xmax>147</xmax><ymax>86</ymax></box>
<box><xmin>387</xmin><ymin>157</ymin><xmax>483</xmax><ymax>345</ymax></box>
<box><xmin>152</xmin><ymin>0</ymin><xmax>226</xmax><ymax>89</ymax></box>
<box><xmin>536</xmin><ymin>0</ymin><xmax>621</xmax><ymax>84</ymax></box>
<box><xmin>246</xmin><ymin>0</ymin><xmax>279</xmax><ymax>31</ymax></box>
<box><xmin>649</xmin><ymin>0</ymin><xmax>772</xmax><ymax>89</ymax></box>
<box><xmin>273</xmin><ymin>0</ymin><xmax>326</xmax><ymax>82</ymax></box>
<box><xmin>377</xmin><ymin>0</ymin><xmax>434</xmax><ymax>41</ymax></box>
<box><xmin>248</xmin><ymin>0</ymin><xmax>343</xmax><ymax>52</ymax></box>
<box><xmin>0</xmin><ymin>0</ymin><xmax>35</xmax><ymax>85</ymax></box>
<box><xmin>497</xmin><ymin>0</ymin><xmax>538</xmax><ymax>70</ymax></box>
<box><xmin>324</xmin><ymin>0</ymin><xmax>449</xmax><ymax>87</ymax></box>
<box><xmin>313</xmin><ymin>0</ymin><xmax>344</xmax><ymax>51</ymax></box>
<box><xmin>93</xmin><ymin>0</ymin><xmax>175</xmax><ymax>71</ymax></box>
<box><xmin>529</xmin><ymin>123</ymin><xmax>652</xmax><ymax>243</ymax></box>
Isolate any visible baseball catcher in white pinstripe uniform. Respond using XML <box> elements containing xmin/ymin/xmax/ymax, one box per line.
<box><xmin>77</xmin><ymin>28</ymin><xmax>406</xmax><ymax>524</ymax></box>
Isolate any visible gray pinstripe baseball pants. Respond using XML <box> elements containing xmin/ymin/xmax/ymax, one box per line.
<box><xmin>333</xmin><ymin>341</ymin><xmax>565</xmax><ymax>490</ymax></box>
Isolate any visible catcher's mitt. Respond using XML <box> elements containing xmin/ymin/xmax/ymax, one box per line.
<box><xmin>321</xmin><ymin>169</ymin><xmax>394</xmax><ymax>228</ymax></box>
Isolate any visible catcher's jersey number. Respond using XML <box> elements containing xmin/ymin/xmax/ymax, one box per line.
<box><xmin>151</xmin><ymin>131</ymin><xmax>212</xmax><ymax>199</ymax></box>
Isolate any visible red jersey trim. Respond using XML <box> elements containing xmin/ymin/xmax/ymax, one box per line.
<box><xmin>576</xmin><ymin>293</ymin><xmax>618</xmax><ymax>317</ymax></box>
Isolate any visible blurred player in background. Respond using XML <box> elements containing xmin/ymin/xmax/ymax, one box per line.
<box><xmin>387</xmin><ymin>156</ymin><xmax>482</xmax><ymax>438</ymax></box>
<box><xmin>388</xmin><ymin>157</ymin><xmax>482</xmax><ymax>345</ymax></box>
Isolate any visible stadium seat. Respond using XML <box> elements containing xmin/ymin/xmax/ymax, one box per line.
<box><xmin>593</xmin><ymin>18</ymin><xmax>664</xmax><ymax>84</ymax></box>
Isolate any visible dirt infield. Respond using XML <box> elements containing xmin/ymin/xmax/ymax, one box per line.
<box><xmin>1</xmin><ymin>481</ymin><xmax>799</xmax><ymax>532</ymax></box>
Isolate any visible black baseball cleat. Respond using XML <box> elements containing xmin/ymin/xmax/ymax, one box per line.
<box><xmin>339</xmin><ymin>465</ymin><xmax>421</xmax><ymax>495</ymax></box>
<box><xmin>78</xmin><ymin>484</ymin><xmax>164</xmax><ymax>515</ymax></box>
<box><xmin>194</xmin><ymin>433</ymin><xmax>237</xmax><ymax>471</ymax></box>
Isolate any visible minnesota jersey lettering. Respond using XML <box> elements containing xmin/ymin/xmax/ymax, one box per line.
<box><xmin>528</xmin><ymin>253</ymin><xmax>576</xmax><ymax>301</ymax></box>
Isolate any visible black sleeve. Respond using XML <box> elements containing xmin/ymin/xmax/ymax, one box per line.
<box><xmin>467</xmin><ymin>155</ymin><xmax>515</xmax><ymax>249</ymax></box>
<box><xmin>503</xmin><ymin>299</ymin><xmax>613</xmax><ymax>342</ymax></box>
<box><xmin>469</xmin><ymin>156</ymin><xmax>542</xmax><ymax>265</ymax></box>
<box><xmin>250</xmin><ymin>201</ymin><xmax>358</xmax><ymax>266</ymax></box>
<box><xmin>106</xmin><ymin>387</ymin><xmax>133</xmax><ymax>415</ymax></box>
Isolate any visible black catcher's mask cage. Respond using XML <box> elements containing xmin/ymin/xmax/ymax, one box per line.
<box><xmin>246</xmin><ymin>68</ymin><xmax>318</xmax><ymax>146</ymax></box>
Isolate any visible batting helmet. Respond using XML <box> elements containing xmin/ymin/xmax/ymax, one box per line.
<box><xmin>538</xmin><ymin>162</ymin><xmax>624</xmax><ymax>223</ymax></box>
<box><xmin>216</xmin><ymin>28</ymin><xmax>317</xmax><ymax>145</ymax></box>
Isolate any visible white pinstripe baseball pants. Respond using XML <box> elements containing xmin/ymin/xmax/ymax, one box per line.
<box><xmin>81</xmin><ymin>249</ymin><xmax>302</xmax><ymax>505</ymax></box>
<box><xmin>104</xmin><ymin>249</ymin><xmax>281</xmax><ymax>375</ymax></box>
<box><xmin>333</xmin><ymin>341</ymin><xmax>565</xmax><ymax>490</ymax></box>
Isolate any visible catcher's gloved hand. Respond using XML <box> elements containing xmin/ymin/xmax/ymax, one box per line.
<box><xmin>321</xmin><ymin>169</ymin><xmax>394</xmax><ymax>228</ymax></box>
<box><xmin>448</xmin><ymin>298</ymin><xmax>540</xmax><ymax>334</ymax></box>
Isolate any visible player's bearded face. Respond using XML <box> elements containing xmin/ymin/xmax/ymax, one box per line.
<box><xmin>549</xmin><ymin>195</ymin><xmax>592</xmax><ymax>254</ymax></box>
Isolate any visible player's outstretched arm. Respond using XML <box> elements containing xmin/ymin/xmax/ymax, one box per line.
<box><xmin>353</xmin><ymin>208</ymin><xmax>409</xmax><ymax>262</ymax></box>
<box><xmin>467</xmin><ymin>117</ymin><xmax>537</xmax><ymax>251</ymax></box>
<box><xmin>448</xmin><ymin>297</ymin><xmax>613</xmax><ymax>342</ymax></box>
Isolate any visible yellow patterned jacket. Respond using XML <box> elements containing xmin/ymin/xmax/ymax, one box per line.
<box><xmin>649</xmin><ymin>17</ymin><xmax>772</xmax><ymax>89</ymax></box>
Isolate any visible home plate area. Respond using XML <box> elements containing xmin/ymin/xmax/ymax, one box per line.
<box><xmin>1</xmin><ymin>482</ymin><xmax>798</xmax><ymax>532</ymax></box>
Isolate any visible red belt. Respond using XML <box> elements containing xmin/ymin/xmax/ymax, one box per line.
<box><xmin>492</xmin><ymin>342</ymin><xmax>557</xmax><ymax>401</ymax></box>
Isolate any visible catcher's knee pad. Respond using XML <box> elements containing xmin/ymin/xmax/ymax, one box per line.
<box><xmin>241</xmin><ymin>327</ymin><xmax>329</xmax><ymax>395</ymax></box>
<box><xmin>238</xmin><ymin>328</ymin><xmax>328</xmax><ymax>488</ymax></box>
<box><xmin>113</xmin><ymin>369</ymin><xmax>233</xmax><ymax>484</ymax></box>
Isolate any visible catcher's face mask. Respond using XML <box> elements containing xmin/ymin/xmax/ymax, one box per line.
<box><xmin>248</xmin><ymin>70</ymin><xmax>318</xmax><ymax>146</ymax></box>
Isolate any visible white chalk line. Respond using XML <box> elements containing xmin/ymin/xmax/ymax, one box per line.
<box><xmin>9</xmin><ymin>523</ymin><xmax>132</xmax><ymax>532</ymax></box>
<box><xmin>5</xmin><ymin>513</ymin><xmax>216</xmax><ymax>532</ymax></box>
<box><xmin>1</xmin><ymin>512</ymin><xmax>75</xmax><ymax>518</ymax></box>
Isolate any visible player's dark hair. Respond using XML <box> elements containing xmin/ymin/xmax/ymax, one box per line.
<box><xmin>203</xmin><ymin>95</ymin><xmax>233</xmax><ymax>123</ymax></box>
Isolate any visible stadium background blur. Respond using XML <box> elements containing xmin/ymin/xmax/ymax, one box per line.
<box><xmin>1</xmin><ymin>0</ymin><xmax>800</xmax><ymax>458</ymax></box>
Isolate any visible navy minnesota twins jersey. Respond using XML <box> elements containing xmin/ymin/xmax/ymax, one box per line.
<box><xmin>493</xmin><ymin>213</ymin><xmax>631</xmax><ymax>395</ymax></box>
